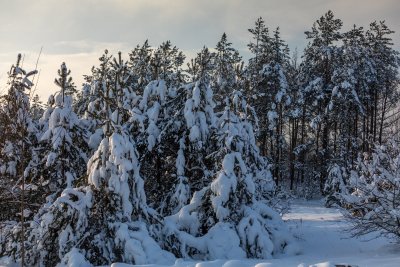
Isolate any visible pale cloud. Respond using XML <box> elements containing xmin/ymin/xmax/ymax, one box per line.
<box><xmin>0</xmin><ymin>0</ymin><xmax>398</xmax><ymax>100</ymax></box>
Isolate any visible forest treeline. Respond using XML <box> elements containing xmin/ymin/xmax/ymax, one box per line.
<box><xmin>0</xmin><ymin>11</ymin><xmax>399</xmax><ymax>266</ymax></box>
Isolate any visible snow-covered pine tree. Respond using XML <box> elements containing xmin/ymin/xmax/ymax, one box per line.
<box><xmin>28</xmin><ymin>63</ymin><xmax>88</xmax><ymax>196</ymax></box>
<box><xmin>181</xmin><ymin>46</ymin><xmax>217</xmax><ymax>192</ymax></box>
<box><xmin>55</xmin><ymin>62</ymin><xmax>77</xmax><ymax>98</ymax></box>
<box><xmin>257</xmin><ymin>27</ymin><xmax>291</xmax><ymax>185</ymax></box>
<box><xmin>162</xmin><ymin>44</ymin><xmax>297</xmax><ymax>258</ymax></box>
<box><xmin>247</xmin><ymin>19</ymin><xmax>293</xmax><ymax>186</ymax></box>
<box><xmin>365</xmin><ymin>21</ymin><xmax>400</xmax><ymax>145</ymax></box>
<box><xmin>246</xmin><ymin>17</ymin><xmax>273</xmax><ymax>107</ymax></box>
<box><xmin>324</xmin><ymin>21</ymin><xmax>400</xmax><ymax>204</ymax></box>
<box><xmin>322</xmin><ymin>26</ymin><xmax>370</xmax><ymax>205</ymax></box>
<box><xmin>324</xmin><ymin>163</ymin><xmax>350</xmax><ymax>207</ymax></box>
<box><xmin>284</xmin><ymin>48</ymin><xmax>307</xmax><ymax>191</ymax></box>
<box><xmin>82</xmin><ymin>52</ymin><xmax>173</xmax><ymax>265</ymax></box>
<box><xmin>133</xmin><ymin>46</ymin><xmax>217</xmax><ymax>217</ymax></box>
<box><xmin>0</xmin><ymin>55</ymin><xmax>39</xmax><ymax>265</ymax></box>
<box><xmin>299</xmin><ymin>10</ymin><xmax>343</xmax><ymax>193</ymax></box>
<box><xmin>1</xmin><ymin>63</ymin><xmax>88</xmax><ymax>265</ymax></box>
<box><xmin>247</xmin><ymin>17</ymin><xmax>272</xmax><ymax>75</ymax></box>
<box><xmin>213</xmin><ymin>33</ymin><xmax>243</xmax><ymax>111</ymax></box>
<box><xmin>154</xmin><ymin>47</ymin><xmax>217</xmax><ymax>216</ymax></box>
<box><xmin>18</xmin><ymin>53</ymin><xmax>174</xmax><ymax>266</ymax></box>
<box><xmin>187</xmin><ymin>46</ymin><xmax>215</xmax><ymax>83</ymax></box>
<box><xmin>125</xmin><ymin>42</ymin><xmax>186</xmax><ymax>202</ymax></box>
<box><xmin>73</xmin><ymin>83</ymin><xmax>91</xmax><ymax>117</ymax></box>
<box><xmin>30</xmin><ymin>94</ymin><xmax>44</xmax><ymax>123</ymax></box>
<box><xmin>129</xmin><ymin>78</ymin><xmax>188</xmax><ymax>216</ymax></box>
<box><xmin>341</xmin><ymin>140</ymin><xmax>400</xmax><ymax>240</ymax></box>
<box><xmin>84</xmin><ymin>119</ymin><xmax>173</xmax><ymax>265</ymax></box>
<box><xmin>129</xmin><ymin>79</ymin><xmax>170</xmax><ymax>209</ymax></box>
<box><xmin>0</xmin><ymin>54</ymin><xmax>38</xmax><ymax>221</ymax></box>
<box><xmin>167</xmin><ymin>79</ymin><xmax>217</xmax><ymax>214</ymax></box>
<box><xmin>80</xmin><ymin>50</ymin><xmax>114</xmax><ymax>153</ymax></box>
<box><xmin>150</xmin><ymin>41</ymin><xmax>186</xmax><ymax>86</ymax></box>
<box><xmin>163</xmin><ymin>89</ymin><xmax>299</xmax><ymax>260</ymax></box>
<box><xmin>128</xmin><ymin>40</ymin><xmax>153</xmax><ymax>94</ymax></box>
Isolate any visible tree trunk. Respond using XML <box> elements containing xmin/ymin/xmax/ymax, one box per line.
<box><xmin>379</xmin><ymin>92</ymin><xmax>388</xmax><ymax>144</ymax></box>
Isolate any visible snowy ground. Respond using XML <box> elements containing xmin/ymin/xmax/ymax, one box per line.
<box><xmin>115</xmin><ymin>199</ymin><xmax>400</xmax><ymax>267</ymax></box>
<box><xmin>1</xmin><ymin>199</ymin><xmax>399</xmax><ymax>267</ymax></box>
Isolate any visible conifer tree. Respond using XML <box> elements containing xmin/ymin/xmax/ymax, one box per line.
<box><xmin>0</xmin><ymin>55</ymin><xmax>38</xmax><ymax>266</ymax></box>
<box><xmin>30</xmin><ymin>94</ymin><xmax>44</xmax><ymax>123</ymax></box>
<box><xmin>365</xmin><ymin>21</ymin><xmax>400</xmax><ymax>145</ymax></box>
<box><xmin>247</xmin><ymin>18</ymin><xmax>292</xmax><ymax>186</ymax></box>
<box><xmin>27</xmin><ymin>63</ymin><xmax>88</xmax><ymax>197</ymax></box>
<box><xmin>14</xmin><ymin>54</ymin><xmax>174</xmax><ymax>266</ymax></box>
<box><xmin>324</xmin><ymin>21</ymin><xmax>399</xmax><ymax>202</ymax></box>
<box><xmin>300</xmin><ymin>10</ymin><xmax>343</xmax><ymax>192</ymax></box>
<box><xmin>82</xmin><ymin>50</ymin><xmax>114</xmax><ymax>152</ymax></box>
<box><xmin>128</xmin><ymin>40</ymin><xmax>153</xmax><ymax>94</ymax></box>
<box><xmin>213</xmin><ymin>33</ymin><xmax>242</xmax><ymax>111</ymax></box>
<box><xmin>0</xmin><ymin>55</ymin><xmax>38</xmax><ymax>221</ymax></box>
<box><xmin>163</xmin><ymin>90</ymin><xmax>298</xmax><ymax>259</ymax></box>
<box><xmin>137</xmin><ymin>47</ymin><xmax>217</xmax><ymax>216</ymax></box>
<box><xmin>340</xmin><ymin>140</ymin><xmax>400</xmax><ymax>240</ymax></box>
<box><xmin>151</xmin><ymin>41</ymin><xmax>186</xmax><ymax>85</ymax></box>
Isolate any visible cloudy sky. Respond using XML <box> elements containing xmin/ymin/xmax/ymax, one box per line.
<box><xmin>0</xmin><ymin>0</ymin><xmax>398</xmax><ymax>100</ymax></box>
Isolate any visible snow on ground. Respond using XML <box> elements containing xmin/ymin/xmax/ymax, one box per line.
<box><xmin>113</xmin><ymin>199</ymin><xmax>400</xmax><ymax>267</ymax></box>
<box><xmin>281</xmin><ymin>199</ymin><xmax>400</xmax><ymax>267</ymax></box>
<box><xmin>1</xmin><ymin>199</ymin><xmax>399</xmax><ymax>267</ymax></box>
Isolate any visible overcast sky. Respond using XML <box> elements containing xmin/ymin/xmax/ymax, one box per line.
<box><xmin>0</xmin><ymin>0</ymin><xmax>398</xmax><ymax>100</ymax></box>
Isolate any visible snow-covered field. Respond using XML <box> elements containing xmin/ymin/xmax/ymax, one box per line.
<box><xmin>1</xmin><ymin>199</ymin><xmax>399</xmax><ymax>267</ymax></box>
<box><xmin>113</xmin><ymin>199</ymin><xmax>400</xmax><ymax>267</ymax></box>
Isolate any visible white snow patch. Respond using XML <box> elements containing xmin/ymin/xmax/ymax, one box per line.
<box><xmin>110</xmin><ymin>199</ymin><xmax>400</xmax><ymax>267</ymax></box>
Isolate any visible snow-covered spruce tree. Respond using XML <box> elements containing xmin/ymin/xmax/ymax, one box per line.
<box><xmin>163</xmin><ymin>84</ymin><xmax>298</xmax><ymax>259</ymax></box>
<box><xmin>341</xmin><ymin>140</ymin><xmax>400</xmax><ymax>240</ymax></box>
